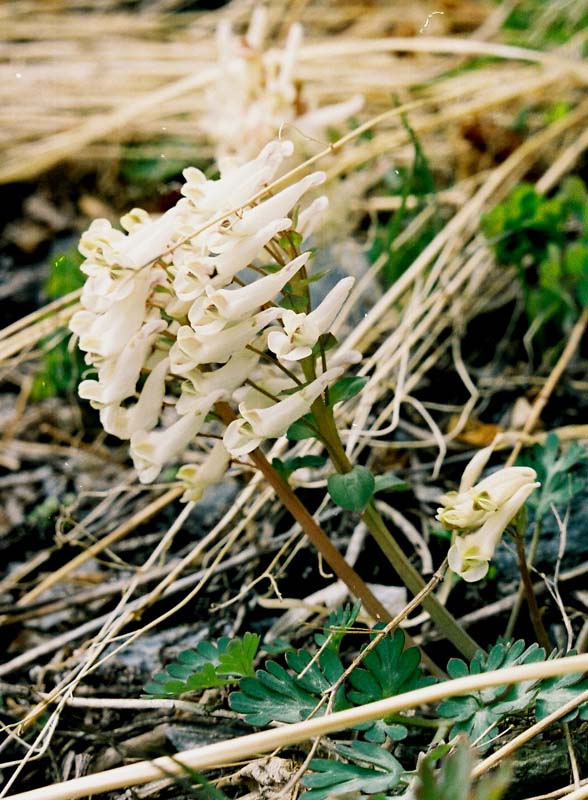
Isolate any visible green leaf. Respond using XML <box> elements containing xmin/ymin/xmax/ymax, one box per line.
<box><xmin>144</xmin><ymin>634</ymin><xmax>260</xmax><ymax>697</ymax></box>
<box><xmin>229</xmin><ymin>647</ymin><xmax>347</xmax><ymax>726</ymax></box>
<box><xmin>272</xmin><ymin>455</ymin><xmax>327</xmax><ymax>481</ymax></box>
<box><xmin>438</xmin><ymin>640</ymin><xmax>545</xmax><ymax>750</ymax></box>
<box><xmin>328</xmin><ymin>466</ymin><xmax>375</xmax><ymax>513</ymax></box>
<box><xmin>286</xmin><ymin>413</ymin><xmax>321</xmax><ymax>441</ymax></box>
<box><xmin>348</xmin><ymin>627</ymin><xmax>435</xmax><ymax>742</ymax></box>
<box><xmin>327</xmin><ymin>376</ymin><xmax>367</xmax><ymax>407</ymax></box>
<box><xmin>45</xmin><ymin>250</ymin><xmax>85</xmax><ymax>299</ymax></box>
<box><xmin>415</xmin><ymin>737</ymin><xmax>511</xmax><ymax>800</ymax></box>
<box><xmin>374</xmin><ymin>472</ymin><xmax>410</xmax><ymax>493</ymax></box>
<box><xmin>313</xmin><ymin>601</ymin><xmax>362</xmax><ymax>652</ymax></box>
<box><xmin>301</xmin><ymin>741</ymin><xmax>404</xmax><ymax>800</ymax></box>
<box><xmin>535</xmin><ymin>655</ymin><xmax>588</xmax><ymax>722</ymax></box>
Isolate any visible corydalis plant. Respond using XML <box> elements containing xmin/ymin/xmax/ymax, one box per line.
<box><xmin>202</xmin><ymin>7</ymin><xmax>364</xmax><ymax>163</ymax></box>
<box><xmin>437</xmin><ymin>442</ymin><xmax>539</xmax><ymax>582</ymax></box>
<box><xmin>70</xmin><ymin>140</ymin><xmax>358</xmax><ymax>489</ymax></box>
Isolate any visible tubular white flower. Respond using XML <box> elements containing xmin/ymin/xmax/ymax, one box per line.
<box><xmin>181</xmin><ymin>348</ymin><xmax>261</xmax><ymax>399</ymax></box>
<box><xmin>116</xmin><ymin>206</ymin><xmax>178</xmax><ymax>269</ymax></box>
<box><xmin>206</xmin><ymin>252</ymin><xmax>310</xmax><ymax>320</ymax></box>
<box><xmin>296</xmin><ymin>95</ymin><xmax>365</xmax><ymax>137</ymax></box>
<box><xmin>177</xmin><ymin>441</ymin><xmax>231</xmax><ymax>502</ymax></box>
<box><xmin>78</xmin><ymin>320</ymin><xmax>165</xmax><ymax>407</ymax></box>
<box><xmin>447</xmin><ymin>481</ymin><xmax>539</xmax><ymax>582</ymax></box>
<box><xmin>298</xmin><ymin>196</ymin><xmax>329</xmax><ymax>241</ymax></box>
<box><xmin>171</xmin><ymin>307</ymin><xmax>281</xmax><ymax>369</ymax></box>
<box><xmin>71</xmin><ymin>270</ymin><xmax>153</xmax><ymax>359</ymax></box>
<box><xmin>232</xmin><ymin>172</ymin><xmax>325</xmax><ymax>236</ymax></box>
<box><xmin>437</xmin><ymin>466</ymin><xmax>538</xmax><ymax>531</ymax></box>
<box><xmin>267</xmin><ymin>276</ymin><xmax>355</xmax><ymax>361</ymax></box>
<box><xmin>100</xmin><ymin>357</ymin><xmax>170</xmax><ymax>439</ymax></box>
<box><xmin>223</xmin><ymin>366</ymin><xmax>344</xmax><ymax>456</ymax></box>
<box><xmin>130</xmin><ymin>390</ymin><xmax>223</xmax><ymax>484</ymax></box>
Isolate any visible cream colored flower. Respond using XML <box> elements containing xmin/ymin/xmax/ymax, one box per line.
<box><xmin>223</xmin><ymin>366</ymin><xmax>344</xmax><ymax>456</ymax></box>
<box><xmin>177</xmin><ymin>441</ymin><xmax>231</xmax><ymax>502</ymax></box>
<box><xmin>267</xmin><ymin>276</ymin><xmax>355</xmax><ymax>361</ymax></box>
<box><xmin>447</xmin><ymin>482</ymin><xmax>539</xmax><ymax>582</ymax></box>
<box><xmin>438</xmin><ymin>443</ymin><xmax>539</xmax><ymax>582</ymax></box>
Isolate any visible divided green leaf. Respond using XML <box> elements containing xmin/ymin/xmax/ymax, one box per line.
<box><xmin>348</xmin><ymin>627</ymin><xmax>435</xmax><ymax>742</ymax></box>
<box><xmin>437</xmin><ymin>640</ymin><xmax>545</xmax><ymax>749</ymax></box>
<box><xmin>229</xmin><ymin>646</ymin><xmax>347</xmax><ymax>725</ymax></box>
<box><xmin>144</xmin><ymin>633</ymin><xmax>260</xmax><ymax>697</ymax></box>
<box><xmin>327</xmin><ymin>376</ymin><xmax>367</xmax><ymax>407</ymax></box>
<box><xmin>272</xmin><ymin>455</ymin><xmax>327</xmax><ymax>482</ymax></box>
<box><xmin>301</xmin><ymin>741</ymin><xmax>404</xmax><ymax>800</ymax></box>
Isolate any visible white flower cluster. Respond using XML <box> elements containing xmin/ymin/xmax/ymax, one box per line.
<box><xmin>201</xmin><ymin>7</ymin><xmax>364</xmax><ymax>163</ymax></box>
<box><xmin>436</xmin><ymin>444</ymin><xmax>539</xmax><ymax>582</ymax></box>
<box><xmin>71</xmin><ymin>140</ymin><xmax>357</xmax><ymax>494</ymax></box>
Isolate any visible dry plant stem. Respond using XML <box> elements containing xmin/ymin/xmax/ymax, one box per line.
<box><xmin>13</xmin><ymin>486</ymin><xmax>183</xmax><ymax>607</ymax></box>
<box><xmin>513</xmin><ymin>534</ymin><xmax>551</xmax><ymax>651</ymax></box>
<box><xmin>312</xmin><ymin>399</ymin><xmax>480</xmax><ymax>659</ymax></box>
<box><xmin>8</xmin><ymin>653</ymin><xmax>588</xmax><ymax>800</ymax></box>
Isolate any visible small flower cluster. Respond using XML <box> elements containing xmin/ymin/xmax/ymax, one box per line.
<box><xmin>71</xmin><ymin>140</ymin><xmax>357</xmax><ymax>496</ymax></box>
<box><xmin>437</xmin><ymin>444</ymin><xmax>539</xmax><ymax>582</ymax></box>
<box><xmin>202</xmin><ymin>7</ymin><xmax>363</xmax><ymax>163</ymax></box>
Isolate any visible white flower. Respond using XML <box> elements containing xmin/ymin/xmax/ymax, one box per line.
<box><xmin>182</xmin><ymin>348</ymin><xmax>261</xmax><ymax>399</ymax></box>
<box><xmin>177</xmin><ymin>441</ymin><xmax>231</xmax><ymax>502</ymax></box>
<box><xmin>223</xmin><ymin>366</ymin><xmax>344</xmax><ymax>456</ymax></box>
<box><xmin>170</xmin><ymin>307</ymin><xmax>281</xmax><ymax>370</ymax></box>
<box><xmin>447</xmin><ymin>481</ymin><xmax>539</xmax><ymax>582</ymax></box>
<box><xmin>71</xmin><ymin>270</ymin><xmax>153</xmax><ymax>359</ymax></box>
<box><xmin>130</xmin><ymin>390</ymin><xmax>223</xmax><ymax>484</ymax></box>
<box><xmin>267</xmin><ymin>276</ymin><xmax>355</xmax><ymax>361</ymax></box>
<box><xmin>438</xmin><ymin>443</ymin><xmax>540</xmax><ymax>582</ymax></box>
<box><xmin>231</xmin><ymin>172</ymin><xmax>325</xmax><ymax>237</ymax></box>
<box><xmin>100</xmin><ymin>357</ymin><xmax>169</xmax><ymax>440</ymax></box>
<box><xmin>206</xmin><ymin>252</ymin><xmax>309</xmax><ymax>320</ymax></box>
<box><xmin>78</xmin><ymin>320</ymin><xmax>165</xmax><ymax>407</ymax></box>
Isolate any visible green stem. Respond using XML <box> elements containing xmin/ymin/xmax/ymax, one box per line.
<box><xmin>513</xmin><ymin>533</ymin><xmax>551</xmax><ymax>652</ymax></box>
<box><xmin>312</xmin><ymin>397</ymin><xmax>480</xmax><ymax>660</ymax></box>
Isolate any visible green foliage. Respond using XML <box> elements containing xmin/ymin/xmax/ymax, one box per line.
<box><xmin>31</xmin><ymin>249</ymin><xmax>86</xmax><ymax>401</ymax></box>
<box><xmin>534</xmin><ymin>659</ymin><xmax>588</xmax><ymax>723</ymax></box>
<box><xmin>313</xmin><ymin>601</ymin><xmax>362</xmax><ymax>651</ymax></box>
<box><xmin>229</xmin><ymin>646</ymin><xmax>347</xmax><ymax>725</ymax></box>
<box><xmin>415</xmin><ymin>737</ymin><xmax>511</xmax><ymax>800</ymax></box>
<box><xmin>482</xmin><ymin>177</ymin><xmax>588</xmax><ymax>343</ymax></box>
<box><xmin>45</xmin><ymin>250</ymin><xmax>85</xmax><ymax>299</ymax></box>
<box><xmin>518</xmin><ymin>432</ymin><xmax>588</xmax><ymax>522</ymax></box>
<box><xmin>327</xmin><ymin>465</ymin><xmax>375</xmax><ymax>513</ymax></box>
<box><xmin>327</xmin><ymin>376</ymin><xmax>367</xmax><ymax>407</ymax></box>
<box><xmin>120</xmin><ymin>142</ymin><xmax>196</xmax><ymax>186</ymax></box>
<box><xmin>301</xmin><ymin>741</ymin><xmax>404</xmax><ymax>800</ymax></box>
<box><xmin>503</xmin><ymin>0</ymin><xmax>588</xmax><ymax>48</ymax></box>
<box><xmin>370</xmin><ymin>117</ymin><xmax>443</xmax><ymax>288</ymax></box>
<box><xmin>374</xmin><ymin>472</ymin><xmax>410</xmax><ymax>494</ymax></box>
<box><xmin>144</xmin><ymin>633</ymin><xmax>259</xmax><ymax>697</ymax></box>
<box><xmin>286</xmin><ymin>412</ymin><xmax>321</xmax><ymax>441</ymax></box>
<box><xmin>348</xmin><ymin>627</ymin><xmax>435</xmax><ymax>743</ymax></box>
<box><xmin>437</xmin><ymin>640</ymin><xmax>545</xmax><ymax>749</ymax></box>
<box><xmin>271</xmin><ymin>455</ymin><xmax>327</xmax><ymax>482</ymax></box>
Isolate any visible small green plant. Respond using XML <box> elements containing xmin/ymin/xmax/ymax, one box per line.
<box><xmin>369</xmin><ymin>118</ymin><xmax>443</xmax><ymax>288</ymax></box>
<box><xmin>415</xmin><ymin>737</ymin><xmax>511</xmax><ymax>800</ymax></box>
<box><xmin>437</xmin><ymin>640</ymin><xmax>546</xmax><ymax>749</ymax></box>
<box><xmin>31</xmin><ymin>249</ymin><xmax>85</xmax><ymax>401</ymax></box>
<box><xmin>144</xmin><ymin>633</ymin><xmax>260</xmax><ymax>697</ymax></box>
<box><xmin>482</xmin><ymin>177</ymin><xmax>588</xmax><ymax>347</ymax></box>
<box><xmin>518</xmin><ymin>432</ymin><xmax>588</xmax><ymax>523</ymax></box>
<box><xmin>301</xmin><ymin>741</ymin><xmax>405</xmax><ymax>800</ymax></box>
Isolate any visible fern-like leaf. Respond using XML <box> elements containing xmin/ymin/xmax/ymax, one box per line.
<box><xmin>144</xmin><ymin>633</ymin><xmax>259</xmax><ymax>697</ymax></box>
